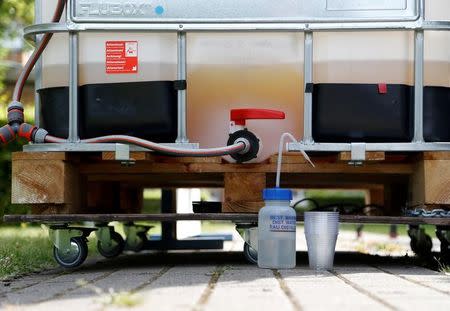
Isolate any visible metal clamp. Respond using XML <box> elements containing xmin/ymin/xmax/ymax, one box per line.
<box><xmin>115</xmin><ymin>143</ymin><xmax>135</xmax><ymax>166</ymax></box>
<box><xmin>349</xmin><ymin>143</ymin><xmax>366</xmax><ymax>166</ymax></box>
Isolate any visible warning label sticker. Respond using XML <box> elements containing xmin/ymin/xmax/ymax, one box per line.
<box><xmin>269</xmin><ymin>215</ymin><xmax>296</xmax><ymax>232</ymax></box>
<box><xmin>106</xmin><ymin>41</ymin><xmax>138</xmax><ymax>74</ymax></box>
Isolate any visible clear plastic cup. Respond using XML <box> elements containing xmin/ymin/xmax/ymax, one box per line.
<box><xmin>304</xmin><ymin>212</ymin><xmax>339</xmax><ymax>271</ymax></box>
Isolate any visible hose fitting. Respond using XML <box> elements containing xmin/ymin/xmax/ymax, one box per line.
<box><xmin>7</xmin><ymin>101</ymin><xmax>25</xmax><ymax>132</ymax></box>
<box><xmin>32</xmin><ymin>128</ymin><xmax>49</xmax><ymax>144</ymax></box>
<box><xmin>0</xmin><ymin>124</ymin><xmax>16</xmax><ymax>145</ymax></box>
<box><xmin>17</xmin><ymin>123</ymin><xmax>48</xmax><ymax>143</ymax></box>
<box><xmin>18</xmin><ymin>123</ymin><xmax>37</xmax><ymax>142</ymax></box>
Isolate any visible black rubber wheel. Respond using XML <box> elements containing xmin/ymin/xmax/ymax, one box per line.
<box><xmin>53</xmin><ymin>237</ymin><xmax>88</xmax><ymax>268</ymax></box>
<box><xmin>127</xmin><ymin>232</ymin><xmax>147</xmax><ymax>252</ymax></box>
<box><xmin>243</xmin><ymin>243</ymin><xmax>258</xmax><ymax>265</ymax></box>
<box><xmin>436</xmin><ymin>230</ymin><xmax>450</xmax><ymax>264</ymax></box>
<box><xmin>410</xmin><ymin>234</ymin><xmax>433</xmax><ymax>257</ymax></box>
<box><xmin>97</xmin><ymin>231</ymin><xmax>125</xmax><ymax>258</ymax></box>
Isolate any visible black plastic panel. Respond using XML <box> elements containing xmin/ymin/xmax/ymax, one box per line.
<box><xmin>312</xmin><ymin>83</ymin><xmax>414</xmax><ymax>143</ymax></box>
<box><xmin>38</xmin><ymin>81</ymin><xmax>178</xmax><ymax>142</ymax></box>
<box><xmin>424</xmin><ymin>86</ymin><xmax>450</xmax><ymax>142</ymax></box>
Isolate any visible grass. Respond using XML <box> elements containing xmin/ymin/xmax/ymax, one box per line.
<box><xmin>0</xmin><ymin>225</ymin><xmax>99</xmax><ymax>281</ymax></box>
<box><xmin>76</xmin><ymin>279</ymin><xmax>143</xmax><ymax>308</ymax></box>
<box><xmin>0</xmin><ymin>225</ymin><xmax>55</xmax><ymax>280</ymax></box>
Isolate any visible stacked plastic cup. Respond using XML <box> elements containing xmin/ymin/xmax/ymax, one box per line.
<box><xmin>304</xmin><ymin>212</ymin><xmax>340</xmax><ymax>271</ymax></box>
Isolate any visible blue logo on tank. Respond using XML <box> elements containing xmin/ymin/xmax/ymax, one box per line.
<box><xmin>155</xmin><ymin>5</ymin><xmax>164</xmax><ymax>15</ymax></box>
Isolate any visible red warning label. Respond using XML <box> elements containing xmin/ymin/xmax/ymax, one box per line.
<box><xmin>106</xmin><ymin>41</ymin><xmax>138</xmax><ymax>74</ymax></box>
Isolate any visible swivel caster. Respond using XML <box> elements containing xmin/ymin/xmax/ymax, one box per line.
<box><xmin>124</xmin><ymin>224</ymin><xmax>151</xmax><ymax>252</ymax></box>
<box><xmin>408</xmin><ymin>226</ymin><xmax>433</xmax><ymax>258</ymax></box>
<box><xmin>53</xmin><ymin>236</ymin><xmax>88</xmax><ymax>268</ymax></box>
<box><xmin>236</xmin><ymin>224</ymin><xmax>258</xmax><ymax>265</ymax></box>
<box><xmin>49</xmin><ymin>227</ymin><xmax>94</xmax><ymax>268</ymax></box>
<box><xmin>243</xmin><ymin>243</ymin><xmax>258</xmax><ymax>265</ymax></box>
<box><xmin>436</xmin><ymin>227</ymin><xmax>450</xmax><ymax>264</ymax></box>
<box><xmin>97</xmin><ymin>229</ymin><xmax>125</xmax><ymax>259</ymax></box>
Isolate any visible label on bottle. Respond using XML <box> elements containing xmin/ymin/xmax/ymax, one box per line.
<box><xmin>269</xmin><ymin>215</ymin><xmax>296</xmax><ymax>232</ymax></box>
<box><xmin>106</xmin><ymin>41</ymin><xmax>138</xmax><ymax>74</ymax></box>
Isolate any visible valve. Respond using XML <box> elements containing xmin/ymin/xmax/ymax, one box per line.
<box><xmin>227</xmin><ymin>108</ymin><xmax>285</xmax><ymax>163</ymax></box>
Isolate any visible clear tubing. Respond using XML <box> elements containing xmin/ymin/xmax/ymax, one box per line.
<box><xmin>276</xmin><ymin>133</ymin><xmax>314</xmax><ymax>188</ymax></box>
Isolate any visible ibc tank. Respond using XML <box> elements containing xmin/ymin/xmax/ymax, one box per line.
<box><xmin>38</xmin><ymin>0</ymin><xmax>450</xmax><ymax>160</ymax></box>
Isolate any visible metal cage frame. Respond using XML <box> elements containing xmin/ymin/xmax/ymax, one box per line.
<box><xmin>25</xmin><ymin>0</ymin><xmax>450</xmax><ymax>154</ymax></box>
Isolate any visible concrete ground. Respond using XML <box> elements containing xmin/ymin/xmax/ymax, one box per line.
<box><xmin>1</xmin><ymin>231</ymin><xmax>449</xmax><ymax>311</ymax></box>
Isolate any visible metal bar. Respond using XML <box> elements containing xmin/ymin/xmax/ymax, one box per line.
<box><xmin>34</xmin><ymin>0</ymin><xmax>42</xmax><ymax>127</ymax></box>
<box><xmin>413</xmin><ymin>29</ymin><xmax>424</xmax><ymax>143</ymax></box>
<box><xmin>176</xmin><ymin>31</ymin><xmax>189</xmax><ymax>143</ymax></box>
<box><xmin>24</xmin><ymin>20</ymin><xmax>448</xmax><ymax>41</ymax></box>
<box><xmin>288</xmin><ymin>142</ymin><xmax>450</xmax><ymax>152</ymax></box>
<box><xmin>22</xmin><ymin>142</ymin><xmax>199</xmax><ymax>152</ymax></box>
<box><xmin>23</xmin><ymin>20</ymin><xmax>450</xmax><ymax>41</ymax></box>
<box><xmin>303</xmin><ymin>31</ymin><xmax>314</xmax><ymax>144</ymax></box>
<box><xmin>68</xmin><ymin>32</ymin><xmax>79</xmax><ymax>142</ymax></box>
<box><xmin>4</xmin><ymin>213</ymin><xmax>450</xmax><ymax>226</ymax></box>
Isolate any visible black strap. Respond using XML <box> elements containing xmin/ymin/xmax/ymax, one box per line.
<box><xmin>174</xmin><ymin>80</ymin><xmax>187</xmax><ymax>90</ymax></box>
<box><xmin>305</xmin><ymin>83</ymin><xmax>314</xmax><ymax>94</ymax></box>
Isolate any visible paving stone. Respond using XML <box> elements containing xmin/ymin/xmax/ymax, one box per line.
<box><xmin>377</xmin><ymin>265</ymin><xmax>450</xmax><ymax>294</ymax></box>
<box><xmin>204</xmin><ymin>265</ymin><xmax>294</xmax><ymax>311</ymax></box>
<box><xmin>280</xmin><ymin>266</ymin><xmax>389</xmax><ymax>311</ymax></box>
<box><xmin>135</xmin><ymin>265</ymin><xmax>216</xmax><ymax>311</ymax></box>
<box><xmin>334</xmin><ymin>265</ymin><xmax>450</xmax><ymax>311</ymax></box>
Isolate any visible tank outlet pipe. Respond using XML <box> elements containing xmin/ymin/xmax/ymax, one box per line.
<box><xmin>276</xmin><ymin>133</ymin><xmax>315</xmax><ymax>188</ymax></box>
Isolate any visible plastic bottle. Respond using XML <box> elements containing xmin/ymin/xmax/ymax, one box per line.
<box><xmin>258</xmin><ymin>188</ymin><xmax>296</xmax><ymax>269</ymax></box>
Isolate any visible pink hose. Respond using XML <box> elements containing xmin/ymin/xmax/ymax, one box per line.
<box><xmin>13</xmin><ymin>0</ymin><xmax>67</xmax><ymax>102</ymax></box>
<box><xmin>45</xmin><ymin>135</ymin><xmax>246</xmax><ymax>156</ymax></box>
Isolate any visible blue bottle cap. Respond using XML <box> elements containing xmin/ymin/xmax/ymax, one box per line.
<box><xmin>263</xmin><ymin>188</ymin><xmax>293</xmax><ymax>201</ymax></box>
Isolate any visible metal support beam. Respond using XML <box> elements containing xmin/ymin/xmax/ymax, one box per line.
<box><xmin>413</xmin><ymin>29</ymin><xmax>424</xmax><ymax>143</ymax></box>
<box><xmin>68</xmin><ymin>32</ymin><xmax>80</xmax><ymax>142</ymax></box>
<box><xmin>34</xmin><ymin>0</ymin><xmax>42</xmax><ymax>128</ymax></box>
<box><xmin>303</xmin><ymin>31</ymin><xmax>314</xmax><ymax>144</ymax></box>
<box><xmin>176</xmin><ymin>32</ymin><xmax>189</xmax><ymax>143</ymax></box>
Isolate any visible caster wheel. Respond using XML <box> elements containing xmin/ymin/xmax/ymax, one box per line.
<box><xmin>410</xmin><ymin>235</ymin><xmax>433</xmax><ymax>257</ymax></box>
<box><xmin>127</xmin><ymin>233</ymin><xmax>147</xmax><ymax>252</ymax></box>
<box><xmin>97</xmin><ymin>231</ymin><xmax>125</xmax><ymax>258</ymax></box>
<box><xmin>243</xmin><ymin>243</ymin><xmax>258</xmax><ymax>265</ymax></box>
<box><xmin>53</xmin><ymin>237</ymin><xmax>88</xmax><ymax>268</ymax></box>
<box><xmin>436</xmin><ymin>230</ymin><xmax>450</xmax><ymax>264</ymax></box>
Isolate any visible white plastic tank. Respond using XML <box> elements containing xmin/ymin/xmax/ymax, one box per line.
<box><xmin>39</xmin><ymin>0</ymin><xmax>449</xmax><ymax>160</ymax></box>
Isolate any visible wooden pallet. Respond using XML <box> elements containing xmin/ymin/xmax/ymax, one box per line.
<box><xmin>10</xmin><ymin>151</ymin><xmax>450</xmax><ymax>216</ymax></box>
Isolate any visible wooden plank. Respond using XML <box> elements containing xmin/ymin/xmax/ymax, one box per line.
<box><xmin>102</xmin><ymin>151</ymin><xmax>151</xmax><ymax>161</ymax></box>
<box><xmin>79</xmin><ymin>162</ymin><xmax>415</xmax><ymax>175</ymax></box>
<box><xmin>223</xmin><ymin>172</ymin><xmax>265</xmax><ymax>213</ymax></box>
<box><xmin>11</xmin><ymin>157</ymin><xmax>83</xmax><ymax>211</ymax></box>
<box><xmin>4</xmin><ymin>213</ymin><xmax>450</xmax><ymax>226</ymax></box>
<box><xmin>12</xmin><ymin>151</ymin><xmax>70</xmax><ymax>161</ymax></box>
<box><xmin>269</xmin><ymin>153</ymin><xmax>309</xmax><ymax>164</ymax></box>
<box><xmin>411</xmin><ymin>157</ymin><xmax>450</xmax><ymax>206</ymax></box>
<box><xmin>339</xmin><ymin>152</ymin><xmax>386</xmax><ymax>162</ymax></box>
<box><xmin>423</xmin><ymin>151</ymin><xmax>450</xmax><ymax>161</ymax></box>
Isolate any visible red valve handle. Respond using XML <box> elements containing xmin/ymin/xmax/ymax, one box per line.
<box><xmin>230</xmin><ymin>109</ymin><xmax>286</xmax><ymax>126</ymax></box>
